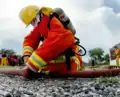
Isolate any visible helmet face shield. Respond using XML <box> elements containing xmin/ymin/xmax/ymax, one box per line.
<box><xmin>30</xmin><ymin>12</ymin><xmax>43</xmax><ymax>27</ymax></box>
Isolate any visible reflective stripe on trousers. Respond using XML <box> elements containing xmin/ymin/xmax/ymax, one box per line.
<box><xmin>26</xmin><ymin>53</ymin><xmax>81</xmax><ymax>72</ymax></box>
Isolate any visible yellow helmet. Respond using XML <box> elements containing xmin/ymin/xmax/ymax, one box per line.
<box><xmin>19</xmin><ymin>5</ymin><xmax>40</xmax><ymax>26</ymax></box>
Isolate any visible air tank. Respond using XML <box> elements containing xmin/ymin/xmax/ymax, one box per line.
<box><xmin>54</xmin><ymin>8</ymin><xmax>76</xmax><ymax>35</ymax></box>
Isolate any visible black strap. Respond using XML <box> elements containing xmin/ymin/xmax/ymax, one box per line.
<box><xmin>64</xmin><ymin>48</ymin><xmax>75</xmax><ymax>70</ymax></box>
<box><xmin>40</xmin><ymin>36</ymin><xmax>45</xmax><ymax>41</ymax></box>
<box><xmin>47</xmin><ymin>13</ymin><xmax>59</xmax><ymax>30</ymax></box>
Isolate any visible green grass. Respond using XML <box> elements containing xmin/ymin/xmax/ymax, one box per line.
<box><xmin>0</xmin><ymin>65</ymin><xmax>24</xmax><ymax>68</ymax></box>
<box><xmin>84</xmin><ymin>64</ymin><xmax>109</xmax><ymax>68</ymax></box>
<box><xmin>95</xmin><ymin>76</ymin><xmax>120</xmax><ymax>83</ymax></box>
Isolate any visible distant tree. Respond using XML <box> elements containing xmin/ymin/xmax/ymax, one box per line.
<box><xmin>0</xmin><ymin>48</ymin><xmax>16</xmax><ymax>55</ymax></box>
<box><xmin>88</xmin><ymin>48</ymin><xmax>104</xmax><ymax>65</ymax></box>
<box><xmin>104</xmin><ymin>54</ymin><xmax>110</xmax><ymax>64</ymax></box>
<box><xmin>0</xmin><ymin>48</ymin><xmax>6</xmax><ymax>54</ymax></box>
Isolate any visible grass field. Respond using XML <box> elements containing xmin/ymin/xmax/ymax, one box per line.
<box><xmin>0</xmin><ymin>64</ymin><xmax>110</xmax><ymax>68</ymax></box>
<box><xmin>0</xmin><ymin>65</ymin><xmax>24</xmax><ymax>68</ymax></box>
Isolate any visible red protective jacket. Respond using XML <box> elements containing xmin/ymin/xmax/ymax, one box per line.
<box><xmin>23</xmin><ymin>15</ymin><xmax>82</xmax><ymax>73</ymax></box>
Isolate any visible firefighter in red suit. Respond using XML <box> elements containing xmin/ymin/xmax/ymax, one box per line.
<box><xmin>19</xmin><ymin>5</ymin><xmax>83</xmax><ymax>75</ymax></box>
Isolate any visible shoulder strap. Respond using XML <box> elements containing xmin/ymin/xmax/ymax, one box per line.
<box><xmin>47</xmin><ymin>12</ymin><xmax>60</xmax><ymax>30</ymax></box>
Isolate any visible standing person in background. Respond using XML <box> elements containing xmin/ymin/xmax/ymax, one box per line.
<box><xmin>0</xmin><ymin>54</ymin><xmax>2</xmax><ymax>65</ymax></box>
<box><xmin>1</xmin><ymin>54</ymin><xmax>9</xmax><ymax>66</ymax></box>
<box><xmin>114</xmin><ymin>46</ymin><xmax>120</xmax><ymax>66</ymax></box>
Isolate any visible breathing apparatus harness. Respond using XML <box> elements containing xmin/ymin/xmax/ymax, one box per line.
<box><xmin>39</xmin><ymin>11</ymin><xmax>86</xmax><ymax>70</ymax></box>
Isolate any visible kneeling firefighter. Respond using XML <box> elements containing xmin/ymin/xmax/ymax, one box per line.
<box><xmin>19</xmin><ymin>5</ymin><xmax>83</xmax><ymax>75</ymax></box>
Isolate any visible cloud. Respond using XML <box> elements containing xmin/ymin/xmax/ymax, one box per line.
<box><xmin>76</xmin><ymin>7</ymin><xmax>114</xmax><ymax>47</ymax></box>
<box><xmin>1</xmin><ymin>0</ymin><xmax>120</xmax><ymax>62</ymax></box>
<box><xmin>70</xmin><ymin>0</ymin><xmax>104</xmax><ymax>11</ymax></box>
<box><xmin>74</xmin><ymin>6</ymin><xmax>120</xmax><ymax>62</ymax></box>
<box><xmin>101</xmin><ymin>7</ymin><xmax>120</xmax><ymax>35</ymax></box>
<box><xmin>104</xmin><ymin>0</ymin><xmax>120</xmax><ymax>13</ymax></box>
<box><xmin>0</xmin><ymin>17</ymin><xmax>31</xmax><ymax>53</ymax></box>
<box><xmin>0</xmin><ymin>38</ymin><xmax>22</xmax><ymax>54</ymax></box>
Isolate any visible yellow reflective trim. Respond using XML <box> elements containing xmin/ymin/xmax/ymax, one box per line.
<box><xmin>56</xmin><ymin>55</ymin><xmax>66</xmax><ymax>60</ymax></box>
<box><xmin>71</xmin><ymin>56</ymin><xmax>80</xmax><ymax>71</ymax></box>
<box><xmin>23</xmin><ymin>46</ymin><xmax>34</xmax><ymax>51</ymax></box>
<box><xmin>75</xmin><ymin>45</ymin><xmax>79</xmax><ymax>53</ymax></box>
<box><xmin>49</xmin><ymin>55</ymin><xmax>66</xmax><ymax>63</ymax></box>
<box><xmin>50</xmin><ymin>59</ymin><xmax>65</xmax><ymax>63</ymax></box>
<box><xmin>23</xmin><ymin>50</ymin><xmax>33</xmax><ymax>54</ymax></box>
<box><xmin>55</xmin><ymin>60</ymin><xmax>65</xmax><ymax>63</ymax></box>
<box><xmin>29</xmin><ymin>57</ymin><xmax>42</xmax><ymax>69</ymax></box>
<box><xmin>49</xmin><ymin>60</ymin><xmax>56</xmax><ymax>63</ymax></box>
<box><xmin>33</xmin><ymin>52</ymin><xmax>47</xmax><ymax>65</ymax></box>
<box><xmin>23</xmin><ymin>46</ymin><xmax>34</xmax><ymax>54</ymax></box>
<box><xmin>41</xmin><ymin>70</ymin><xmax>50</xmax><ymax>75</ymax></box>
<box><xmin>31</xmin><ymin>54</ymin><xmax>47</xmax><ymax>68</ymax></box>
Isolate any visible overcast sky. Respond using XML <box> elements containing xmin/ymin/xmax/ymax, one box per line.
<box><xmin>0</xmin><ymin>0</ymin><xmax>120</xmax><ymax>62</ymax></box>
